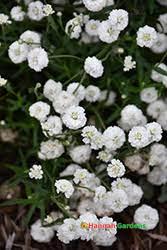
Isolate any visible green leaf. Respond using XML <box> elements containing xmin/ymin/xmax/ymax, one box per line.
<box><xmin>0</xmin><ymin>198</ymin><xmax>37</xmax><ymax>207</ymax></box>
<box><xmin>154</xmin><ymin>66</ymin><xmax>167</xmax><ymax>77</ymax></box>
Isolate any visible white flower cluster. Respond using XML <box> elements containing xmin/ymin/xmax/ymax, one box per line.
<box><xmin>134</xmin><ymin>205</ymin><xmax>159</xmax><ymax>230</ymax></box>
<box><xmin>55</xmin><ymin>179</ymin><xmax>74</xmax><ymax>198</ymax></box>
<box><xmin>0</xmin><ymin>13</ymin><xmax>11</xmax><ymax>25</ymax></box>
<box><xmin>137</xmin><ymin>25</ymin><xmax>158</xmax><ymax>48</ymax></box>
<box><xmin>84</xmin><ymin>56</ymin><xmax>104</xmax><ymax>78</ymax></box>
<box><xmin>128</xmin><ymin>122</ymin><xmax>162</xmax><ymax>149</ymax></box>
<box><xmin>57</xmin><ymin>213</ymin><xmax>117</xmax><ymax>245</ymax></box>
<box><xmin>151</xmin><ymin>63</ymin><xmax>167</xmax><ymax>88</ymax></box>
<box><xmin>118</xmin><ymin>105</ymin><xmax>147</xmax><ymax>131</ymax></box>
<box><xmin>123</xmin><ymin>56</ymin><xmax>136</xmax><ymax>72</ymax></box>
<box><xmin>65</xmin><ymin>9</ymin><xmax>129</xmax><ymax>44</ymax></box>
<box><xmin>8</xmin><ymin>30</ymin><xmax>48</xmax><ymax>71</ymax></box>
<box><xmin>10</xmin><ymin>6</ymin><xmax>26</xmax><ymax>22</ymax></box>
<box><xmin>140</xmin><ymin>87</ymin><xmax>158</xmax><ymax>104</ymax></box>
<box><xmin>0</xmin><ymin>75</ymin><xmax>7</xmax><ymax>87</ymax></box>
<box><xmin>147</xmin><ymin>143</ymin><xmax>167</xmax><ymax>185</ymax></box>
<box><xmin>30</xmin><ymin>208</ymin><xmax>117</xmax><ymax>246</ymax></box>
<box><xmin>29</xmin><ymin>164</ymin><xmax>43</xmax><ymax>180</ymax></box>
<box><xmin>20</xmin><ymin>2</ymin><xmax>167</xmax><ymax>246</ymax></box>
<box><xmin>9</xmin><ymin>2</ymin><xmax>55</xmax><ymax>23</ymax></box>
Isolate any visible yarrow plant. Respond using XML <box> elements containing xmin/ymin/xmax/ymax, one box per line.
<box><xmin>1</xmin><ymin>0</ymin><xmax>167</xmax><ymax>248</ymax></box>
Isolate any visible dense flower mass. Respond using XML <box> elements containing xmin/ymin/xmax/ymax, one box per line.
<box><xmin>1</xmin><ymin>0</ymin><xmax>167</xmax><ymax>248</ymax></box>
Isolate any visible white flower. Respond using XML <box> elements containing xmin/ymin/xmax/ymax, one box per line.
<box><xmin>73</xmin><ymin>169</ymin><xmax>89</xmax><ymax>184</ymax></box>
<box><xmin>43</xmin><ymin>79</ymin><xmax>62</xmax><ymax>102</ymax></box>
<box><xmin>90</xmin><ymin>131</ymin><xmax>104</xmax><ymax>150</ymax></box>
<box><xmin>123</xmin><ymin>56</ymin><xmax>136</xmax><ymax>71</ymax></box>
<box><xmin>8</xmin><ymin>41</ymin><xmax>29</xmax><ymax>64</ymax></box>
<box><xmin>134</xmin><ymin>205</ymin><xmax>159</xmax><ymax>230</ymax></box>
<box><xmin>94</xmin><ymin>186</ymin><xmax>106</xmax><ymax>202</ymax></box>
<box><xmin>106</xmin><ymin>0</ymin><xmax>115</xmax><ymax>6</ymax></box>
<box><xmin>93</xmin><ymin>216</ymin><xmax>117</xmax><ymax>246</ymax></box>
<box><xmin>0</xmin><ymin>13</ymin><xmax>11</xmax><ymax>25</ymax></box>
<box><xmin>82</xmin><ymin>126</ymin><xmax>98</xmax><ymax>144</ymax></box>
<box><xmin>84</xmin><ymin>56</ymin><xmax>104</xmax><ymax>78</ymax></box>
<box><xmin>67</xmin><ymin>82</ymin><xmax>85</xmax><ymax>102</ymax></box>
<box><xmin>146</xmin><ymin>122</ymin><xmax>162</xmax><ymax>142</ymax></box>
<box><xmin>85</xmin><ymin>85</ymin><xmax>101</xmax><ymax>102</ymax></box>
<box><xmin>149</xmin><ymin>143</ymin><xmax>167</xmax><ymax>166</ymax></box>
<box><xmin>0</xmin><ymin>76</ymin><xmax>7</xmax><ymax>87</ymax></box>
<box><xmin>75</xmin><ymin>171</ymin><xmax>100</xmax><ymax>197</ymax></box>
<box><xmin>60</xmin><ymin>164</ymin><xmax>81</xmax><ymax>177</ymax></box>
<box><xmin>65</xmin><ymin>14</ymin><xmax>84</xmax><ymax>39</ymax></box>
<box><xmin>85</xmin><ymin>19</ymin><xmax>100</xmax><ymax>36</ymax></box>
<box><xmin>27</xmin><ymin>47</ymin><xmax>49</xmax><ymax>72</ymax></box>
<box><xmin>57</xmin><ymin>11</ymin><xmax>63</xmax><ymax>17</ymax></box>
<box><xmin>128</xmin><ymin>126</ymin><xmax>150</xmax><ymax>149</ymax></box>
<box><xmin>30</xmin><ymin>219</ymin><xmax>54</xmax><ymax>243</ymax></box>
<box><xmin>55</xmin><ymin>179</ymin><xmax>74</xmax><ymax>198</ymax></box>
<box><xmin>157</xmin><ymin>13</ymin><xmax>167</xmax><ymax>33</ymax></box>
<box><xmin>97</xmin><ymin>149</ymin><xmax>113</xmax><ymax>163</ymax></box>
<box><xmin>53</xmin><ymin>91</ymin><xmax>78</xmax><ymax>114</ymax></box>
<box><xmin>119</xmin><ymin>105</ymin><xmax>147</xmax><ymax>131</ymax></box>
<box><xmin>28</xmin><ymin>1</ymin><xmax>44</xmax><ymax>21</ymax></box>
<box><xmin>99</xmin><ymin>216</ymin><xmax>117</xmax><ymax>234</ymax></box>
<box><xmin>38</xmin><ymin>139</ymin><xmax>64</xmax><ymax>160</ymax></box>
<box><xmin>78</xmin><ymin>198</ymin><xmax>95</xmax><ymax>215</ymax></box>
<box><xmin>103</xmin><ymin>126</ymin><xmax>126</xmax><ymax>151</ymax></box>
<box><xmin>111</xmin><ymin>177</ymin><xmax>132</xmax><ymax>193</ymax></box>
<box><xmin>125</xmin><ymin>154</ymin><xmax>144</xmax><ymax>172</ymax></box>
<box><xmin>140</xmin><ymin>87</ymin><xmax>158</xmax><ymax>103</ymax></box>
<box><xmin>41</xmin><ymin>115</ymin><xmax>63</xmax><ymax>137</ymax></box>
<box><xmin>128</xmin><ymin>184</ymin><xmax>143</xmax><ymax>206</ymax></box>
<box><xmin>10</xmin><ymin>6</ymin><xmax>25</xmax><ymax>21</ymax></box>
<box><xmin>157</xmin><ymin>111</ymin><xmax>167</xmax><ymax>130</ymax></box>
<box><xmin>147</xmin><ymin>165</ymin><xmax>167</xmax><ymax>185</ymax></box>
<box><xmin>106</xmin><ymin>190</ymin><xmax>129</xmax><ymax>213</ymax></box>
<box><xmin>29</xmin><ymin>101</ymin><xmax>50</xmax><ymax>122</ymax></box>
<box><xmin>19</xmin><ymin>30</ymin><xmax>41</xmax><ymax>49</ymax></box>
<box><xmin>69</xmin><ymin>145</ymin><xmax>92</xmax><ymax>164</ymax></box>
<box><xmin>29</xmin><ymin>164</ymin><xmax>43</xmax><ymax>179</ymax></box>
<box><xmin>156</xmin><ymin>0</ymin><xmax>167</xmax><ymax>6</ymax></box>
<box><xmin>147</xmin><ymin>100</ymin><xmax>167</xmax><ymax>119</ymax></box>
<box><xmin>151</xmin><ymin>63</ymin><xmax>167</xmax><ymax>86</ymax></box>
<box><xmin>108</xmin><ymin>9</ymin><xmax>129</xmax><ymax>31</ymax></box>
<box><xmin>78</xmin><ymin>213</ymin><xmax>99</xmax><ymax>241</ymax></box>
<box><xmin>62</xmin><ymin>106</ymin><xmax>87</xmax><ymax>130</ymax></box>
<box><xmin>83</xmin><ymin>0</ymin><xmax>106</xmax><ymax>12</ymax></box>
<box><xmin>151</xmin><ymin>33</ymin><xmax>167</xmax><ymax>54</ymax></box>
<box><xmin>82</xmin><ymin>126</ymin><xmax>104</xmax><ymax>150</ymax></box>
<box><xmin>43</xmin><ymin>4</ymin><xmax>55</xmax><ymax>16</ymax></box>
<box><xmin>57</xmin><ymin>218</ymin><xmax>80</xmax><ymax>244</ymax></box>
<box><xmin>93</xmin><ymin>230</ymin><xmax>117</xmax><ymax>246</ymax></box>
<box><xmin>107</xmin><ymin>159</ymin><xmax>125</xmax><ymax>178</ymax></box>
<box><xmin>98</xmin><ymin>20</ymin><xmax>120</xmax><ymax>43</ymax></box>
<box><xmin>136</xmin><ymin>25</ymin><xmax>157</xmax><ymax>48</ymax></box>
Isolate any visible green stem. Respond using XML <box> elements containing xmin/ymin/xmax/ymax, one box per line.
<box><xmin>49</xmin><ymin>55</ymin><xmax>84</xmax><ymax>62</ymax></box>
<box><xmin>73</xmin><ymin>72</ymin><xmax>87</xmax><ymax>94</ymax></box>
<box><xmin>51</xmin><ymin>196</ymin><xmax>71</xmax><ymax>218</ymax></box>
<box><xmin>76</xmin><ymin>185</ymin><xmax>95</xmax><ymax>193</ymax></box>
<box><xmin>64</xmin><ymin>70</ymin><xmax>83</xmax><ymax>85</ymax></box>
<box><xmin>91</xmin><ymin>107</ymin><xmax>106</xmax><ymax>130</ymax></box>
